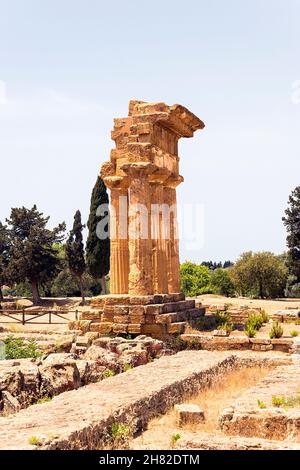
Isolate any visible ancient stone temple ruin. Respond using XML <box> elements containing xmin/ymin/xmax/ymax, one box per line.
<box><xmin>89</xmin><ymin>100</ymin><xmax>205</xmax><ymax>337</ymax></box>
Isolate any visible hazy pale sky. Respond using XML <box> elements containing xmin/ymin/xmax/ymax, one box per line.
<box><xmin>0</xmin><ymin>0</ymin><xmax>299</xmax><ymax>263</ymax></box>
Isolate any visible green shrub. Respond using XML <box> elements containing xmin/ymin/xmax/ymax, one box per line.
<box><xmin>272</xmin><ymin>396</ymin><xmax>285</xmax><ymax>407</ymax></box>
<box><xmin>3</xmin><ymin>336</ymin><xmax>41</xmax><ymax>359</ymax></box>
<box><xmin>123</xmin><ymin>363</ymin><xmax>133</xmax><ymax>372</ymax></box>
<box><xmin>269</xmin><ymin>322</ymin><xmax>284</xmax><ymax>339</ymax></box>
<box><xmin>290</xmin><ymin>330</ymin><xmax>299</xmax><ymax>337</ymax></box>
<box><xmin>257</xmin><ymin>400</ymin><xmax>267</xmax><ymax>409</ymax></box>
<box><xmin>245</xmin><ymin>325</ymin><xmax>256</xmax><ymax>338</ymax></box>
<box><xmin>180</xmin><ymin>262</ymin><xmax>212</xmax><ymax>296</ymax></box>
<box><xmin>36</xmin><ymin>396</ymin><xmax>52</xmax><ymax>404</ymax></box>
<box><xmin>272</xmin><ymin>395</ymin><xmax>300</xmax><ymax>409</ymax></box>
<box><xmin>103</xmin><ymin>369</ymin><xmax>116</xmax><ymax>378</ymax></box>
<box><xmin>110</xmin><ymin>422</ymin><xmax>131</xmax><ymax>448</ymax></box>
<box><xmin>246</xmin><ymin>313</ymin><xmax>263</xmax><ymax>331</ymax></box>
<box><xmin>215</xmin><ymin>310</ymin><xmax>230</xmax><ymax>326</ymax></box>
<box><xmin>260</xmin><ymin>310</ymin><xmax>269</xmax><ymax>323</ymax></box>
<box><xmin>170</xmin><ymin>433</ymin><xmax>181</xmax><ymax>447</ymax></box>
<box><xmin>28</xmin><ymin>436</ymin><xmax>42</xmax><ymax>446</ymax></box>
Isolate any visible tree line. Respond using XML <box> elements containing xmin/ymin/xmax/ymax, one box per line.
<box><xmin>180</xmin><ymin>186</ymin><xmax>300</xmax><ymax>299</ymax></box>
<box><xmin>1</xmin><ymin>184</ymin><xmax>300</xmax><ymax>302</ymax></box>
<box><xmin>0</xmin><ymin>177</ymin><xmax>110</xmax><ymax>304</ymax></box>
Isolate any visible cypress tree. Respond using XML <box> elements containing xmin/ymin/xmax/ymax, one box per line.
<box><xmin>86</xmin><ymin>176</ymin><xmax>110</xmax><ymax>293</ymax></box>
<box><xmin>66</xmin><ymin>210</ymin><xmax>86</xmax><ymax>304</ymax></box>
<box><xmin>0</xmin><ymin>222</ymin><xmax>10</xmax><ymax>301</ymax></box>
<box><xmin>283</xmin><ymin>186</ymin><xmax>300</xmax><ymax>281</ymax></box>
<box><xmin>6</xmin><ymin>205</ymin><xmax>65</xmax><ymax>304</ymax></box>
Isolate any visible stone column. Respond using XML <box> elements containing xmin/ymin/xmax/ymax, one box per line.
<box><xmin>104</xmin><ymin>177</ymin><xmax>129</xmax><ymax>295</ymax></box>
<box><xmin>121</xmin><ymin>163</ymin><xmax>155</xmax><ymax>296</ymax></box>
<box><xmin>149</xmin><ymin>172</ymin><xmax>169</xmax><ymax>294</ymax></box>
<box><xmin>164</xmin><ymin>176</ymin><xmax>183</xmax><ymax>293</ymax></box>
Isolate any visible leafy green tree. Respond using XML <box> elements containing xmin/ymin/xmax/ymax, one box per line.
<box><xmin>0</xmin><ymin>222</ymin><xmax>10</xmax><ymax>300</ymax></box>
<box><xmin>180</xmin><ymin>261</ymin><xmax>211</xmax><ymax>297</ymax></box>
<box><xmin>6</xmin><ymin>206</ymin><xmax>65</xmax><ymax>304</ymax></box>
<box><xmin>283</xmin><ymin>186</ymin><xmax>300</xmax><ymax>281</ymax></box>
<box><xmin>285</xmin><ymin>274</ymin><xmax>300</xmax><ymax>298</ymax></box>
<box><xmin>50</xmin><ymin>268</ymin><xmax>101</xmax><ymax>297</ymax></box>
<box><xmin>66</xmin><ymin>210</ymin><xmax>86</xmax><ymax>303</ymax></box>
<box><xmin>210</xmin><ymin>268</ymin><xmax>235</xmax><ymax>297</ymax></box>
<box><xmin>231</xmin><ymin>251</ymin><xmax>288</xmax><ymax>299</ymax></box>
<box><xmin>86</xmin><ymin>176</ymin><xmax>110</xmax><ymax>293</ymax></box>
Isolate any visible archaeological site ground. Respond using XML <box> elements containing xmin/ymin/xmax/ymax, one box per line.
<box><xmin>1</xmin><ymin>101</ymin><xmax>300</xmax><ymax>455</ymax></box>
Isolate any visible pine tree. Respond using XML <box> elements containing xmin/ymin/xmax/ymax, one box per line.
<box><xmin>86</xmin><ymin>176</ymin><xmax>110</xmax><ymax>293</ymax></box>
<box><xmin>6</xmin><ymin>206</ymin><xmax>65</xmax><ymax>304</ymax></box>
<box><xmin>66</xmin><ymin>210</ymin><xmax>86</xmax><ymax>304</ymax></box>
<box><xmin>283</xmin><ymin>186</ymin><xmax>300</xmax><ymax>281</ymax></box>
<box><xmin>0</xmin><ymin>222</ymin><xmax>10</xmax><ymax>300</ymax></box>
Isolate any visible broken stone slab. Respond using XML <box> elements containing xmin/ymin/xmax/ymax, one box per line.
<box><xmin>213</xmin><ymin>329</ymin><xmax>229</xmax><ymax>337</ymax></box>
<box><xmin>0</xmin><ymin>390</ymin><xmax>21</xmax><ymax>416</ymax></box>
<box><xmin>175</xmin><ymin>403</ymin><xmax>205</xmax><ymax>427</ymax></box>
<box><xmin>83</xmin><ymin>346</ymin><xmax>119</xmax><ymax>370</ymax></box>
<box><xmin>39</xmin><ymin>353</ymin><xmax>81</xmax><ymax>396</ymax></box>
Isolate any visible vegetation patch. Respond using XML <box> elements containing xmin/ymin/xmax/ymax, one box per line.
<box><xmin>3</xmin><ymin>336</ymin><xmax>41</xmax><ymax>359</ymax></box>
<box><xmin>269</xmin><ymin>322</ymin><xmax>284</xmax><ymax>339</ymax></box>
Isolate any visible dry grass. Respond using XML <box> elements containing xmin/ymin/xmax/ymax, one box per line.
<box><xmin>132</xmin><ymin>366</ymin><xmax>271</xmax><ymax>449</ymax></box>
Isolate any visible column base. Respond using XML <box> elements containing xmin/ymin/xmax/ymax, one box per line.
<box><xmin>77</xmin><ymin>293</ymin><xmax>206</xmax><ymax>339</ymax></box>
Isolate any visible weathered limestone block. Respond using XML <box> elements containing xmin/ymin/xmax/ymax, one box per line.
<box><xmin>89</xmin><ymin>322</ymin><xmax>113</xmax><ymax>334</ymax></box>
<box><xmin>175</xmin><ymin>403</ymin><xmax>205</xmax><ymax>427</ymax></box>
<box><xmin>68</xmin><ymin>320</ymin><xmax>91</xmax><ymax>334</ymax></box>
<box><xmin>84</xmin><ymin>346</ymin><xmax>119</xmax><ymax>370</ymax></box>
<box><xmin>79</xmin><ymin>310</ymin><xmax>102</xmax><ymax>321</ymax></box>
<box><xmin>128</xmin><ymin>324</ymin><xmax>142</xmax><ymax>334</ymax></box>
<box><xmin>113</xmin><ymin>315</ymin><xmax>130</xmax><ymax>324</ymax></box>
<box><xmin>39</xmin><ymin>353</ymin><xmax>81</xmax><ymax>397</ymax></box>
<box><xmin>167</xmin><ymin>322</ymin><xmax>186</xmax><ymax>334</ymax></box>
<box><xmin>113</xmin><ymin>323</ymin><xmax>128</xmax><ymax>334</ymax></box>
<box><xmin>142</xmin><ymin>324</ymin><xmax>167</xmax><ymax>337</ymax></box>
<box><xmin>0</xmin><ymin>391</ymin><xmax>21</xmax><ymax>416</ymax></box>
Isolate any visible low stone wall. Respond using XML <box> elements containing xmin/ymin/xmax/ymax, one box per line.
<box><xmin>219</xmin><ymin>361</ymin><xmax>300</xmax><ymax>441</ymax></box>
<box><xmin>181</xmin><ymin>334</ymin><xmax>296</xmax><ymax>353</ymax></box>
<box><xmin>0</xmin><ymin>351</ymin><xmax>240</xmax><ymax>450</ymax></box>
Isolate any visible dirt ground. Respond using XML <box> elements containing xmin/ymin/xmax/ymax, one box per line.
<box><xmin>198</xmin><ymin>294</ymin><xmax>300</xmax><ymax>315</ymax></box>
<box><xmin>0</xmin><ymin>296</ymin><xmax>83</xmax><ymax>333</ymax></box>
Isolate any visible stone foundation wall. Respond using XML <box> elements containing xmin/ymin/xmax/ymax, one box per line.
<box><xmin>70</xmin><ymin>294</ymin><xmax>205</xmax><ymax>338</ymax></box>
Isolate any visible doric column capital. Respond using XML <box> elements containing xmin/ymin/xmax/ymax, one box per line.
<box><xmin>164</xmin><ymin>175</ymin><xmax>184</xmax><ymax>189</ymax></box>
<box><xmin>103</xmin><ymin>176</ymin><xmax>129</xmax><ymax>191</ymax></box>
<box><xmin>120</xmin><ymin>162</ymin><xmax>157</xmax><ymax>178</ymax></box>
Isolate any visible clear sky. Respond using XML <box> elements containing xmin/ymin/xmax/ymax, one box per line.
<box><xmin>0</xmin><ymin>0</ymin><xmax>299</xmax><ymax>263</ymax></box>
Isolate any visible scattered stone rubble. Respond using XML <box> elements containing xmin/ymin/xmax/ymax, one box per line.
<box><xmin>0</xmin><ymin>335</ymin><xmax>164</xmax><ymax>417</ymax></box>
<box><xmin>175</xmin><ymin>404</ymin><xmax>205</xmax><ymax>427</ymax></box>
